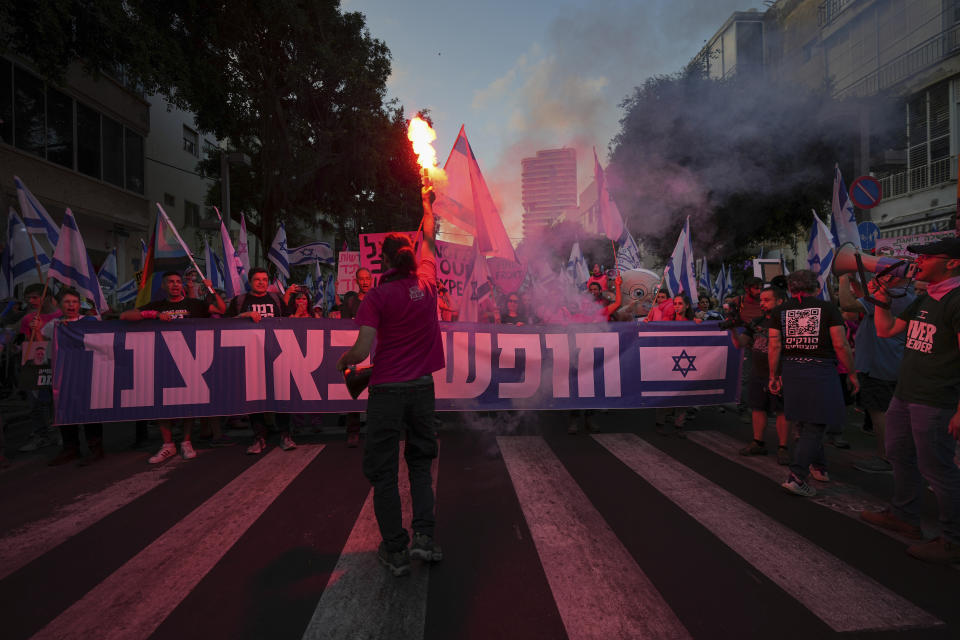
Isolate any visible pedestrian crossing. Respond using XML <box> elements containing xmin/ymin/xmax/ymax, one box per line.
<box><xmin>0</xmin><ymin>430</ymin><xmax>954</xmax><ymax>639</ymax></box>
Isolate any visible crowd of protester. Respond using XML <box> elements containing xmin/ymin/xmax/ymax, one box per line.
<box><xmin>1</xmin><ymin>239</ymin><xmax>958</xmax><ymax>565</ymax></box>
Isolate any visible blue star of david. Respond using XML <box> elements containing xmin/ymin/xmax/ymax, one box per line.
<box><xmin>671</xmin><ymin>350</ymin><xmax>697</xmax><ymax>377</ymax></box>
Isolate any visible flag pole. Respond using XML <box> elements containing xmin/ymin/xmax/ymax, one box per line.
<box><xmin>955</xmin><ymin>153</ymin><xmax>960</xmax><ymax>237</ymax></box>
<box><xmin>156</xmin><ymin>203</ymin><xmax>214</xmax><ymax>293</ymax></box>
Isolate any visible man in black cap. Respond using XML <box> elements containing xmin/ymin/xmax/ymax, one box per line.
<box><xmin>860</xmin><ymin>236</ymin><xmax>960</xmax><ymax>564</ymax></box>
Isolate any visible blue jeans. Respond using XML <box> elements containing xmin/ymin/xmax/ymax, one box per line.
<box><xmin>886</xmin><ymin>397</ymin><xmax>960</xmax><ymax>543</ymax></box>
<box><xmin>789</xmin><ymin>421</ymin><xmax>827</xmax><ymax>481</ymax></box>
<box><xmin>363</xmin><ymin>377</ymin><xmax>438</xmax><ymax>552</ymax></box>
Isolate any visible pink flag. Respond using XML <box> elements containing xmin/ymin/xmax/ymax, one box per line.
<box><xmin>594</xmin><ymin>148</ymin><xmax>624</xmax><ymax>240</ymax></box>
<box><xmin>434</xmin><ymin>126</ymin><xmax>517</xmax><ymax>262</ymax></box>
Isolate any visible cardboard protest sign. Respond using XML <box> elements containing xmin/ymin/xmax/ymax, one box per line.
<box><xmin>336</xmin><ymin>251</ymin><xmax>360</xmax><ymax>295</ymax></box>
<box><xmin>434</xmin><ymin>240</ymin><xmax>475</xmax><ymax>309</ymax></box>
<box><xmin>359</xmin><ymin>231</ymin><xmax>419</xmax><ymax>287</ymax></box>
<box><xmin>488</xmin><ymin>257</ymin><xmax>527</xmax><ymax>294</ymax></box>
<box><xmin>875</xmin><ymin>230</ymin><xmax>954</xmax><ymax>258</ymax></box>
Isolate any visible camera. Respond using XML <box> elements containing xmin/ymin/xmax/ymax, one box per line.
<box><xmin>717</xmin><ymin>299</ymin><xmax>743</xmax><ymax>330</ymax></box>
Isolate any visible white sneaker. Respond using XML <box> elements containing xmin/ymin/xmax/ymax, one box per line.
<box><xmin>280</xmin><ymin>434</ymin><xmax>297</xmax><ymax>451</ymax></box>
<box><xmin>808</xmin><ymin>465</ymin><xmax>830</xmax><ymax>482</ymax></box>
<box><xmin>149</xmin><ymin>443</ymin><xmax>177</xmax><ymax>464</ymax></box>
<box><xmin>246</xmin><ymin>437</ymin><xmax>266</xmax><ymax>455</ymax></box>
<box><xmin>180</xmin><ymin>440</ymin><xmax>197</xmax><ymax>460</ymax></box>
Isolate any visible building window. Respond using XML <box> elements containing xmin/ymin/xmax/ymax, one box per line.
<box><xmin>124</xmin><ymin>128</ymin><xmax>144</xmax><ymax>194</ymax></box>
<box><xmin>102</xmin><ymin>116</ymin><xmax>124</xmax><ymax>188</ymax></box>
<box><xmin>77</xmin><ymin>102</ymin><xmax>101</xmax><ymax>179</ymax></box>
<box><xmin>183</xmin><ymin>125</ymin><xmax>198</xmax><ymax>156</ymax></box>
<box><xmin>164</xmin><ymin>193</ymin><xmax>176</xmax><ymax>207</ymax></box>
<box><xmin>184</xmin><ymin>200</ymin><xmax>200</xmax><ymax>227</ymax></box>
<box><xmin>0</xmin><ymin>58</ymin><xmax>12</xmax><ymax>145</ymax></box>
<box><xmin>907</xmin><ymin>82</ymin><xmax>950</xmax><ymax>191</ymax></box>
<box><xmin>46</xmin><ymin>86</ymin><xmax>73</xmax><ymax>168</ymax></box>
<box><xmin>13</xmin><ymin>65</ymin><xmax>44</xmax><ymax>157</ymax></box>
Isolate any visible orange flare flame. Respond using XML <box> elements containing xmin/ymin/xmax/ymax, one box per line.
<box><xmin>407</xmin><ymin>116</ymin><xmax>446</xmax><ymax>184</ymax></box>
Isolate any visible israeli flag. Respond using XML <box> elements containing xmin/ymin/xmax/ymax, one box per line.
<box><xmin>8</xmin><ymin>208</ymin><xmax>50</xmax><ymax>288</ymax></box>
<box><xmin>268</xmin><ymin>222</ymin><xmax>290</xmax><ymax>278</ymax></box>
<box><xmin>98</xmin><ymin>248</ymin><xmax>118</xmax><ymax>291</ymax></box>
<box><xmin>0</xmin><ymin>243</ymin><xmax>10</xmax><ymax>300</ymax></box>
<box><xmin>116</xmin><ymin>278</ymin><xmax>139</xmax><ymax>304</ymax></box>
<box><xmin>698</xmin><ymin>259</ymin><xmax>711</xmax><ymax>295</ymax></box>
<box><xmin>665</xmin><ymin>217</ymin><xmax>698</xmax><ymax>304</ymax></box>
<box><xmin>566</xmin><ymin>242</ymin><xmax>589</xmax><ymax>287</ymax></box>
<box><xmin>808</xmin><ymin>210</ymin><xmax>835</xmax><ymax>300</ymax></box>
<box><xmin>615</xmin><ymin>229</ymin><xmax>643</xmax><ymax>271</ymax></box>
<box><xmin>830</xmin><ymin>164</ymin><xmax>861</xmax><ymax>249</ymax></box>
<box><xmin>14</xmin><ymin>176</ymin><xmax>60</xmax><ymax>248</ymax></box>
<box><xmin>203</xmin><ymin>237</ymin><xmax>225</xmax><ymax>290</ymax></box>
<box><xmin>324</xmin><ymin>273</ymin><xmax>336</xmax><ymax>312</ymax></box>
<box><xmin>48</xmin><ymin>209</ymin><xmax>109</xmax><ymax>314</ymax></box>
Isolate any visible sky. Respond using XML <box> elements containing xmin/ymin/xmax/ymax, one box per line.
<box><xmin>345</xmin><ymin>0</ymin><xmax>762</xmax><ymax>241</ymax></box>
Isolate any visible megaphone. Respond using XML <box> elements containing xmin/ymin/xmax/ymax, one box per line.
<box><xmin>832</xmin><ymin>244</ymin><xmax>916</xmax><ymax>308</ymax></box>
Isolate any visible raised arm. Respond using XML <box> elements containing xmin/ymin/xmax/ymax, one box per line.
<box><xmin>837</xmin><ymin>274</ymin><xmax>866</xmax><ymax>313</ymax></box>
<box><xmin>867</xmin><ymin>279</ymin><xmax>908</xmax><ymax>337</ymax></box>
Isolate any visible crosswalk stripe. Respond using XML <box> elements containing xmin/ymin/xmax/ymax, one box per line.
<box><xmin>497</xmin><ymin>436</ymin><xmax>691</xmax><ymax>640</ymax></box>
<box><xmin>30</xmin><ymin>445</ymin><xmax>323</xmax><ymax>640</ymax></box>
<box><xmin>685</xmin><ymin>430</ymin><xmax>941</xmax><ymax>539</ymax></box>
<box><xmin>301</xmin><ymin>443</ymin><xmax>439</xmax><ymax>640</ymax></box>
<box><xmin>0</xmin><ymin>463</ymin><xmax>178</xmax><ymax>582</ymax></box>
<box><xmin>594</xmin><ymin>433</ymin><xmax>942</xmax><ymax>632</ymax></box>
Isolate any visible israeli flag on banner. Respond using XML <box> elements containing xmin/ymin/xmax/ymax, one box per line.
<box><xmin>268</xmin><ymin>222</ymin><xmax>290</xmax><ymax>278</ymax></box>
<box><xmin>665</xmin><ymin>217</ymin><xmax>698</xmax><ymax>304</ymax></box>
<box><xmin>830</xmin><ymin>164</ymin><xmax>861</xmax><ymax>249</ymax></box>
<box><xmin>48</xmin><ymin>209</ymin><xmax>109</xmax><ymax>314</ymax></box>
<box><xmin>98</xmin><ymin>248</ymin><xmax>118</xmax><ymax>291</ymax></box>
<box><xmin>115</xmin><ymin>278</ymin><xmax>139</xmax><ymax>304</ymax></box>
<box><xmin>14</xmin><ymin>176</ymin><xmax>60</xmax><ymax>248</ymax></box>
<box><xmin>808</xmin><ymin>210</ymin><xmax>835</xmax><ymax>300</ymax></box>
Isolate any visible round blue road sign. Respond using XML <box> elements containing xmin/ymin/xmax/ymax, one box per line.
<box><xmin>858</xmin><ymin>221</ymin><xmax>880</xmax><ymax>250</ymax></box>
<box><xmin>849</xmin><ymin>176</ymin><xmax>883</xmax><ymax>209</ymax></box>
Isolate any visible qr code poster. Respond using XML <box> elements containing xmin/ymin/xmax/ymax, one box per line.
<box><xmin>784</xmin><ymin>308</ymin><xmax>821</xmax><ymax>349</ymax></box>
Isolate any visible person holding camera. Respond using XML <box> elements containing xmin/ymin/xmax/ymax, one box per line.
<box><xmin>336</xmin><ymin>184</ymin><xmax>445</xmax><ymax>577</ymax></box>
<box><xmin>729</xmin><ymin>285</ymin><xmax>791</xmax><ymax>464</ymax></box>
<box><xmin>859</xmin><ymin>238</ymin><xmax>960</xmax><ymax>564</ymax></box>
<box><xmin>769</xmin><ymin>270</ymin><xmax>858</xmax><ymax>497</ymax></box>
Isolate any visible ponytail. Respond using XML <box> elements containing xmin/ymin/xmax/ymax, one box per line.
<box><xmin>382</xmin><ymin>233</ymin><xmax>418</xmax><ymax>277</ymax></box>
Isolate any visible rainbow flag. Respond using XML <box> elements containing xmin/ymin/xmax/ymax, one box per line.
<box><xmin>135</xmin><ymin>208</ymin><xmax>190</xmax><ymax>307</ymax></box>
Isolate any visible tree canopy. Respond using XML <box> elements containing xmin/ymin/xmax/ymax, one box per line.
<box><xmin>1</xmin><ymin>0</ymin><xmax>424</xmax><ymax>249</ymax></box>
<box><xmin>607</xmin><ymin>72</ymin><xmax>897</xmax><ymax>263</ymax></box>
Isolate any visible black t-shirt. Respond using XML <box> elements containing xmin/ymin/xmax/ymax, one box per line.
<box><xmin>748</xmin><ymin>314</ymin><xmax>773</xmax><ymax>377</ymax></box>
<box><xmin>895</xmin><ymin>288</ymin><xmax>960</xmax><ymax>408</ymax></box>
<box><xmin>770</xmin><ymin>296</ymin><xmax>843</xmax><ymax>359</ymax></box>
<box><xmin>141</xmin><ymin>297</ymin><xmax>211</xmax><ymax>319</ymax></box>
<box><xmin>226</xmin><ymin>292</ymin><xmax>288</xmax><ymax>318</ymax></box>
<box><xmin>341</xmin><ymin>291</ymin><xmax>361</xmax><ymax>320</ymax></box>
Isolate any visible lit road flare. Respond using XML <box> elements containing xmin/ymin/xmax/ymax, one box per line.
<box><xmin>407</xmin><ymin>116</ymin><xmax>446</xmax><ymax>184</ymax></box>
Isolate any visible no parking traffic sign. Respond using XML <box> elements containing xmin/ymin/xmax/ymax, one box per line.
<box><xmin>849</xmin><ymin>176</ymin><xmax>882</xmax><ymax>209</ymax></box>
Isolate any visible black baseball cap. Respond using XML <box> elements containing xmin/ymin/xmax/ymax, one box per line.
<box><xmin>907</xmin><ymin>237</ymin><xmax>960</xmax><ymax>258</ymax></box>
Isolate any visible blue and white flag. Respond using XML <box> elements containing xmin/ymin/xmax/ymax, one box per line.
<box><xmin>566</xmin><ymin>242</ymin><xmax>589</xmax><ymax>288</ymax></box>
<box><xmin>615</xmin><ymin>229</ymin><xmax>643</xmax><ymax>271</ymax></box>
<box><xmin>238</xmin><ymin>213</ymin><xmax>251</xmax><ymax>275</ymax></box>
<box><xmin>808</xmin><ymin>210</ymin><xmax>835</xmax><ymax>300</ymax></box>
<box><xmin>698</xmin><ymin>259</ymin><xmax>711</xmax><ymax>295</ymax></box>
<box><xmin>203</xmin><ymin>237</ymin><xmax>225</xmax><ymax>290</ymax></box>
<box><xmin>712</xmin><ymin>263</ymin><xmax>725</xmax><ymax>301</ymax></box>
<box><xmin>48</xmin><ymin>209</ymin><xmax>109</xmax><ymax>315</ymax></box>
<box><xmin>115</xmin><ymin>278</ymin><xmax>139</xmax><ymax>304</ymax></box>
<box><xmin>8</xmin><ymin>208</ymin><xmax>50</xmax><ymax>289</ymax></box>
<box><xmin>14</xmin><ymin>176</ymin><xmax>60</xmax><ymax>248</ymax></box>
<box><xmin>98</xmin><ymin>248</ymin><xmax>118</xmax><ymax>291</ymax></box>
<box><xmin>665</xmin><ymin>217</ymin><xmax>698</xmax><ymax>304</ymax></box>
<box><xmin>725</xmin><ymin>264</ymin><xmax>733</xmax><ymax>299</ymax></box>
<box><xmin>288</xmin><ymin>242</ymin><xmax>334</xmax><ymax>266</ymax></box>
<box><xmin>268</xmin><ymin>223</ymin><xmax>290</xmax><ymax>278</ymax></box>
<box><xmin>324</xmin><ymin>273</ymin><xmax>336</xmax><ymax>312</ymax></box>
<box><xmin>313</xmin><ymin>260</ymin><xmax>324</xmax><ymax>304</ymax></box>
<box><xmin>830</xmin><ymin>164</ymin><xmax>861</xmax><ymax>249</ymax></box>
<box><xmin>213</xmin><ymin>208</ymin><xmax>247</xmax><ymax>298</ymax></box>
<box><xmin>0</xmin><ymin>243</ymin><xmax>10</xmax><ymax>300</ymax></box>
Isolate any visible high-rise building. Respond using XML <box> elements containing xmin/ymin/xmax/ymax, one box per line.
<box><xmin>521</xmin><ymin>148</ymin><xmax>577</xmax><ymax>237</ymax></box>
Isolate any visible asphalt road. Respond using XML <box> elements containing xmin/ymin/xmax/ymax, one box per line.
<box><xmin>1</xmin><ymin>407</ymin><xmax>957</xmax><ymax>640</ymax></box>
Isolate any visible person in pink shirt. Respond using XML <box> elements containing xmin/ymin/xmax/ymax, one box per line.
<box><xmin>337</xmin><ymin>185</ymin><xmax>445</xmax><ymax>577</ymax></box>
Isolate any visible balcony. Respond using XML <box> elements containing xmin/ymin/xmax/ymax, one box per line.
<box><xmin>877</xmin><ymin>156</ymin><xmax>952</xmax><ymax>199</ymax></box>
<box><xmin>818</xmin><ymin>0</ymin><xmax>856</xmax><ymax>28</ymax></box>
